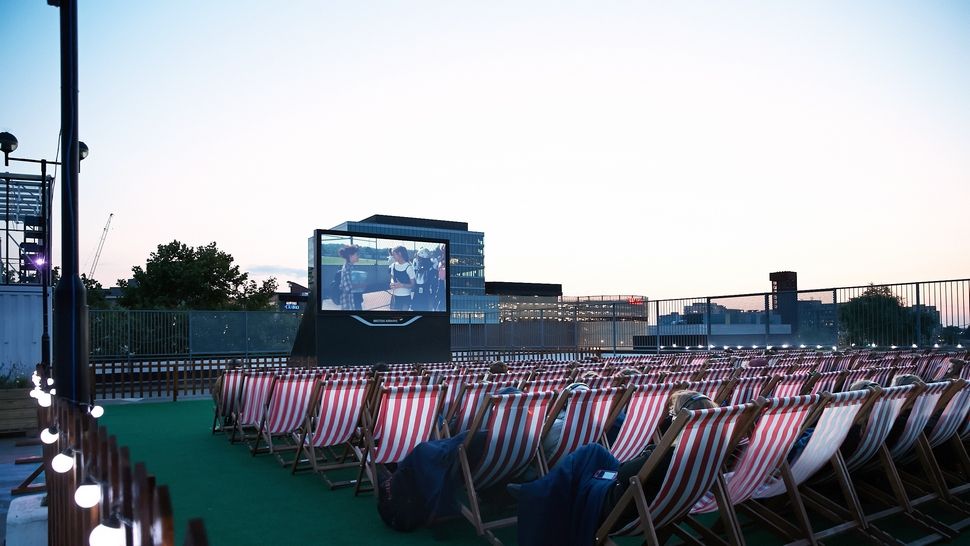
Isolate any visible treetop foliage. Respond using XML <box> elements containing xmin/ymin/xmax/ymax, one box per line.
<box><xmin>117</xmin><ymin>241</ymin><xmax>277</xmax><ymax>310</ymax></box>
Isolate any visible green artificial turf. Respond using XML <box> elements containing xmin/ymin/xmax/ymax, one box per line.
<box><xmin>101</xmin><ymin>400</ymin><xmax>970</xmax><ymax>545</ymax></box>
<box><xmin>102</xmin><ymin>399</ymin><xmax>498</xmax><ymax>546</ymax></box>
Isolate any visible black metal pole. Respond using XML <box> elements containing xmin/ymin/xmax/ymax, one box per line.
<box><xmin>40</xmin><ymin>160</ymin><xmax>51</xmax><ymax>372</ymax></box>
<box><xmin>52</xmin><ymin>0</ymin><xmax>90</xmax><ymax>405</ymax></box>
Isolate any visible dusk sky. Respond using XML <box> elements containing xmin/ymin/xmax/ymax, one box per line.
<box><xmin>3</xmin><ymin>1</ymin><xmax>969</xmax><ymax>299</ymax></box>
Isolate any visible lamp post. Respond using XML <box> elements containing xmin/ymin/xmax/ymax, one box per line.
<box><xmin>1</xmin><ymin>131</ymin><xmax>88</xmax><ymax>393</ymax></box>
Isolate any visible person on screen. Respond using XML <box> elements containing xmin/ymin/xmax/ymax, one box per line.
<box><xmin>389</xmin><ymin>246</ymin><xmax>416</xmax><ymax>311</ymax></box>
<box><xmin>412</xmin><ymin>249</ymin><xmax>435</xmax><ymax>312</ymax></box>
<box><xmin>338</xmin><ymin>245</ymin><xmax>362</xmax><ymax>310</ymax></box>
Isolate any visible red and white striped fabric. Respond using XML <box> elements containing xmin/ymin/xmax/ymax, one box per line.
<box><xmin>610</xmin><ymin>383</ymin><xmax>679</xmax><ymax>463</ymax></box>
<box><xmin>624</xmin><ymin>373</ymin><xmax>665</xmax><ymax>386</ymax></box>
<box><xmin>755</xmin><ymin>390</ymin><xmax>869</xmax><ymax>498</ymax></box>
<box><xmin>522</xmin><ymin>378</ymin><xmax>570</xmax><ymax>393</ymax></box>
<box><xmin>307</xmin><ymin>379</ymin><xmax>370</xmax><ymax>448</ymax></box>
<box><xmin>329</xmin><ymin>370</ymin><xmax>369</xmax><ymax>381</ymax></box>
<box><xmin>379</xmin><ymin>375</ymin><xmax>428</xmax><ymax>389</ymax></box>
<box><xmin>451</xmin><ymin>380</ymin><xmax>520</xmax><ymax>433</ymax></box>
<box><xmin>701</xmin><ymin>367</ymin><xmax>735</xmax><ymax>381</ymax></box>
<box><xmin>692</xmin><ymin>395</ymin><xmax>820</xmax><ymax>513</ymax></box>
<box><xmin>237</xmin><ymin>372</ymin><xmax>278</xmax><ymax>426</ymax></box>
<box><xmin>926</xmin><ymin>381</ymin><xmax>970</xmax><ymax>448</ymax></box>
<box><xmin>612</xmin><ymin>404</ymin><xmax>750</xmax><ymax>535</ymax></box>
<box><xmin>218</xmin><ymin>369</ymin><xmax>246</xmax><ymax>417</ymax></box>
<box><xmin>888</xmin><ymin>381</ymin><xmax>948</xmax><ymax>458</ymax></box>
<box><xmin>843</xmin><ymin>384</ymin><xmax>915</xmax><ymax>472</ymax></box>
<box><xmin>662</xmin><ymin>371</ymin><xmax>695</xmax><ymax>384</ymax></box>
<box><xmin>437</xmin><ymin>374</ymin><xmax>466</xmax><ymax>418</ymax></box>
<box><xmin>371</xmin><ymin>385</ymin><xmax>443</xmax><ymax>464</ymax></box>
<box><xmin>810</xmin><ymin>371</ymin><xmax>842</xmax><ymax>394</ymax></box>
<box><xmin>545</xmin><ymin>388</ymin><xmax>620</xmax><ymax>468</ymax></box>
<box><xmin>470</xmin><ymin>391</ymin><xmax>557</xmax><ymax>488</ymax></box>
<box><xmin>684</xmin><ymin>380</ymin><xmax>725</xmax><ymax>402</ymax></box>
<box><xmin>263</xmin><ymin>374</ymin><xmax>318</xmax><ymax>435</ymax></box>
<box><xmin>724</xmin><ymin>376</ymin><xmax>770</xmax><ymax>406</ymax></box>
<box><xmin>582</xmin><ymin>376</ymin><xmax>616</xmax><ymax>390</ymax></box>
<box><xmin>531</xmin><ymin>370</ymin><xmax>571</xmax><ymax>382</ymax></box>
<box><xmin>770</xmin><ymin>374</ymin><xmax>812</xmax><ymax>398</ymax></box>
<box><xmin>866</xmin><ymin>367</ymin><xmax>895</xmax><ymax>387</ymax></box>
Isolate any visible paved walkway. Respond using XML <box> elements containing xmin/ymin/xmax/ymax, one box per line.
<box><xmin>0</xmin><ymin>435</ymin><xmax>44</xmax><ymax>544</ymax></box>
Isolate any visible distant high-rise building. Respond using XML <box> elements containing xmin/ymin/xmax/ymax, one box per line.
<box><xmin>770</xmin><ymin>271</ymin><xmax>799</xmax><ymax>333</ymax></box>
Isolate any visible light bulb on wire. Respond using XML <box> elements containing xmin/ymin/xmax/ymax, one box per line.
<box><xmin>74</xmin><ymin>477</ymin><xmax>101</xmax><ymax>509</ymax></box>
<box><xmin>52</xmin><ymin>449</ymin><xmax>75</xmax><ymax>473</ymax></box>
<box><xmin>40</xmin><ymin>426</ymin><xmax>59</xmax><ymax>445</ymax></box>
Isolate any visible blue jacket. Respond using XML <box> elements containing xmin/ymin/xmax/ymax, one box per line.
<box><xmin>517</xmin><ymin>444</ymin><xmax>620</xmax><ymax>546</ymax></box>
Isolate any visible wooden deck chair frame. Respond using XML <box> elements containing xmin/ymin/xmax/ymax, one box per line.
<box><xmin>593</xmin><ymin>401</ymin><xmax>763</xmax><ymax>546</ymax></box>
<box><xmin>799</xmin><ymin>385</ymin><xmax>958</xmax><ymax>543</ymax></box>
<box><xmin>456</xmin><ymin>391</ymin><xmax>558</xmax><ymax>546</ymax></box>
<box><xmin>682</xmin><ymin>395</ymin><xmax>825</xmax><ymax>546</ymax></box>
<box><xmin>353</xmin><ymin>385</ymin><xmax>445</xmax><ymax>496</ymax></box>
<box><xmin>227</xmin><ymin>372</ymin><xmax>278</xmax><ymax>444</ymax></box>
<box><xmin>248</xmin><ymin>372</ymin><xmax>321</xmax><ymax>460</ymax></box>
<box><xmin>537</xmin><ymin>387</ymin><xmax>621</xmax><ymax>473</ymax></box>
<box><xmin>291</xmin><ymin>378</ymin><xmax>373</xmax><ymax>489</ymax></box>
<box><xmin>738</xmin><ymin>390</ymin><xmax>904</xmax><ymax>546</ymax></box>
<box><xmin>211</xmin><ymin>368</ymin><xmax>246</xmax><ymax>434</ymax></box>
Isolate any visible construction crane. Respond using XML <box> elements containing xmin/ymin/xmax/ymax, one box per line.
<box><xmin>88</xmin><ymin>213</ymin><xmax>113</xmax><ymax>279</ymax></box>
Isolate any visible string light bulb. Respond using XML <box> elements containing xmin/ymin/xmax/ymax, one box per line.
<box><xmin>90</xmin><ymin>406</ymin><xmax>105</xmax><ymax>419</ymax></box>
<box><xmin>52</xmin><ymin>449</ymin><xmax>75</xmax><ymax>473</ymax></box>
<box><xmin>89</xmin><ymin>513</ymin><xmax>125</xmax><ymax>546</ymax></box>
<box><xmin>74</xmin><ymin>477</ymin><xmax>101</xmax><ymax>509</ymax></box>
<box><xmin>40</xmin><ymin>426</ymin><xmax>59</xmax><ymax>445</ymax></box>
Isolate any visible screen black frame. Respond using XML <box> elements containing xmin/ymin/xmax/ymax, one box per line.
<box><xmin>314</xmin><ymin>228</ymin><xmax>451</xmax><ymax>317</ymax></box>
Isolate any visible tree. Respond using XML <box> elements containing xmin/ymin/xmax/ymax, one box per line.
<box><xmin>50</xmin><ymin>267</ymin><xmax>110</xmax><ymax>309</ymax></box>
<box><xmin>838</xmin><ymin>284</ymin><xmax>938</xmax><ymax>346</ymax></box>
<box><xmin>118</xmin><ymin>241</ymin><xmax>277</xmax><ymax>310</ymax></box>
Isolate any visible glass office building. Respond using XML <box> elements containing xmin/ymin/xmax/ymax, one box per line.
<box><xmin>330</xmin><ymin>215</ymin><xmax>497</xmax><ymax>322</ymax></box>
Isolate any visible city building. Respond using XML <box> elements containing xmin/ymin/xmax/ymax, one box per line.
<box><xmin>330</xmin><ymin>215</ymin><xmax>496</xmax><ymax>322</ymax></box>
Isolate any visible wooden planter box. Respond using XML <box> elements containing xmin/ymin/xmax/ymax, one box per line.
<box><xmin>0</xmin><ymin>389</ymin><xmax>38</xmax><ymax>434</ymax></box>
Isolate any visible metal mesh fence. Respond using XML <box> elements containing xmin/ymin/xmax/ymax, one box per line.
<box><xmin>88</xmin><ymin>278</ymin><xmax>970</xmax><ymax>359</ymax></box>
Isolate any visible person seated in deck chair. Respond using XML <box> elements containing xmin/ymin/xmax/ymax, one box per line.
<box><xmin>378</xmin><ymin>385</ymin><xmax>524</xmax><ymax>531</ymax></box>
<box><xmin>513</xmin><ymin>390</ymin><xmax>717</xmax><ymax>546</ymax></box>
<box><xmin>837</xmin><ymin>379</ymin><xmax>882</xmax><ymax>456</ymax></box>
<box><xmin>483</xmin><ymin>361</ymin><xmax>509</xmax><ymax>380</ymax></box>
<box><xmin>945</xmin><ymin>358</ymin><xmax>966</xmax><ymax>380</ymax></box>
<box><xmin>884</xmin><ymin>373</ymin><xmax>927</xmax><ymax>447</ymax></box>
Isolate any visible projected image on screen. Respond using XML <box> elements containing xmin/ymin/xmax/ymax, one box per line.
<box><xmin>320</xmin><ymin>234</ymin><xmax>447</xmax><ymax>313</ymax></box>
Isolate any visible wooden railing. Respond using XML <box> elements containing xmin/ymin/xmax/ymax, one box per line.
<box><xmin>44</xmin><ymin>396</ymin><xmax>208</xmax><ymax>545</ymax></box>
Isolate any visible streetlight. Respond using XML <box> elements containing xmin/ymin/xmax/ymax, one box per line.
<box><xmin>1</xmin><ymin>131</ymin><xmax>88</xmax><ymax>379</ymax></box>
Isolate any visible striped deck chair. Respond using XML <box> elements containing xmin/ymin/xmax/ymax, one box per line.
<box><xmin>684</xmin><ymin>380</ymin><xmax>726</xmax><ymax>403</ymax></box>
<box><xmin>866</xmin><ymin>367</ymin><xmax>895</xmax><ymax>387</ymax></box>
<box><xmin>583</xmin><ymin>376</ymin><xmax>617</xmax><ymax>390</ymax></box>
<box><xmin>900</xmin><ymin>381</ymin><xmax>970</xmax><ymax>509</ymax></box>
<box><xmin>446</xmin><ymin>380</ymin><xmax>522</xmax><ymax>435</ymax></box>
<box><xmin>521</xmin><ymin>378</ymin><xmax>569</xmax><ymax>393</ymax></box>
<box><xmin>661</xmin><ymin>371</ymin><xmax>695</xmax><ymax>384</ymax></box>
<box><xmin>594</xmin><ymin>402</ymin><xmax>761</xmax><ymax>546</ymax></box>
<box><xmin>608</xmin><ymin>383</ymin><xmax>679</xmax><ymax>463</ymax></box>
<box><xmin>292</xmin><ymin>378</ymin><xmax>372</xmax><ymax>488</ymax></box>
<box><xmin>540</xmin><ymin>388</ymin><xmax>620</xmax><ymax>472</ymax></box>
<box><xmin>842</xmin><ymin>385</ymin><xmax>916</xmax><ymax>472</ymax></box>
<box><xmin>354</xmin><ymin>385</ymin><xmax>445</xmax><ymax>496</ymax></box>
<box><xmin>722</xmin><ymin>376</ymin><xmax>771</xmax><ymax>406</ymax></box>
<box><xmin>250</xmin><ymin>372</ymin><xmax>320</xmax><ymax>459</ymax></box>
<box><xmin>688</xmin><ymin>395</ymin><xmax>822</xmax><ymax>543</ymax></box>
<box><xmin>457</xmin><ymin>391</ymin><xmax>558</xmax><ymax>543</ymax></box>
<box><xmin>228</xmin><ymin>371</ymin><xmax>278</xmax><ymax>444</ymax></box>
<box><xmin>211</xmin><ymin>368</ymin><xmax>246</xmax><ymax>434</ymax></box>
<box><xmin>700</xmin><ymin>367</ymin><xmax>736</xmax><ymax>382</ymax></box>
<box><xmin>744</xmin><ymin>391</ymin><xmax>876</xmax><ymax>544</ymax></box>
<box><xmin>771</xmin><ymin>374</ymin><xmax>813</xmax><ymax>398</ymax></box>
<box><xmin>810</xmin><ymin>371</ymin><xmax>843</xmax><ymax>394</ymax></box>
<box><xmin>843</xmin><ymin>383</ymin><xmax>963</xmax><ymax>540</ymax></box>
<box><xmin>624</xmin><ymin>373</ymin><xmax>665</xmax><ymax>386</ymax></box>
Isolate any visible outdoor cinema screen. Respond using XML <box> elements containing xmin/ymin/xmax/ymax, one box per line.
<box><xmin>319</xmin><ymin>232</ymin><xmax>448</xmax><ymax>314</ymax></box>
